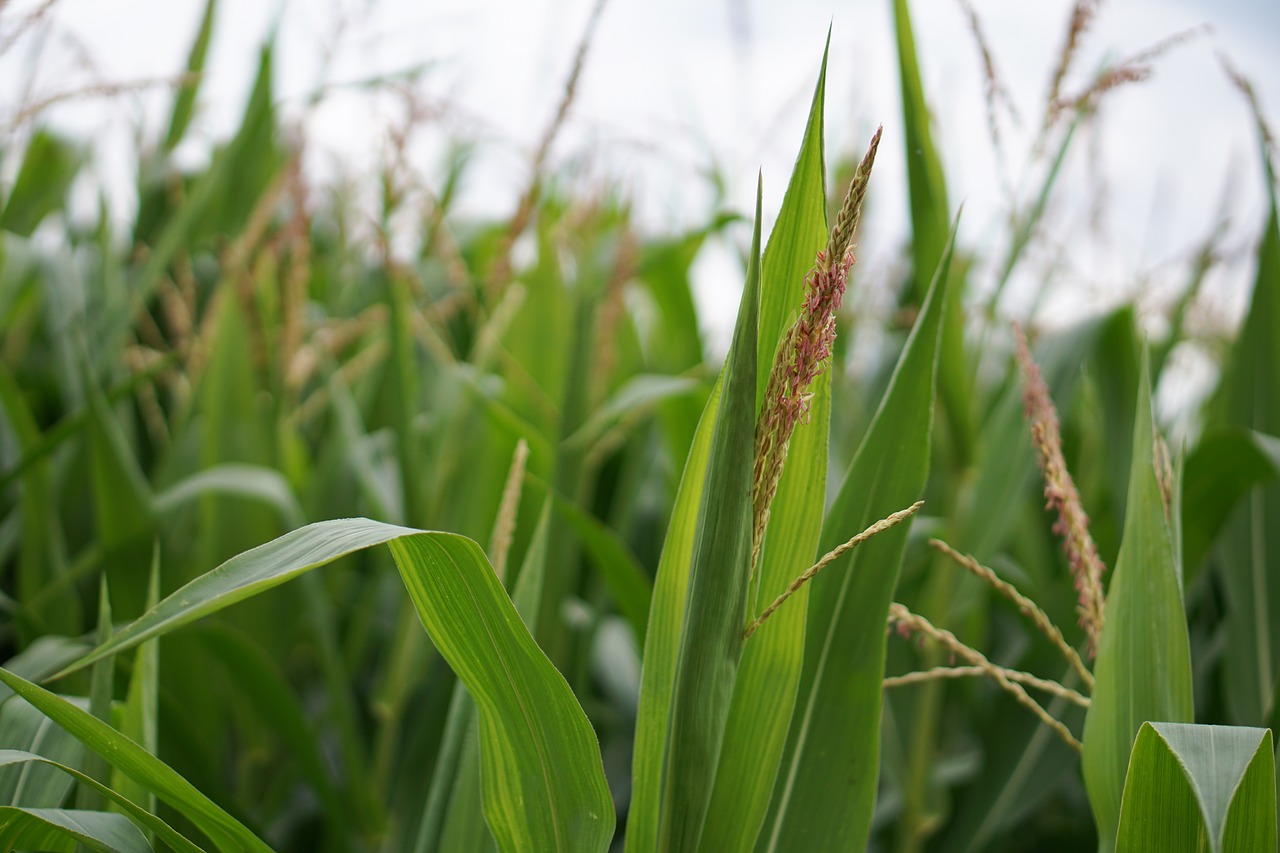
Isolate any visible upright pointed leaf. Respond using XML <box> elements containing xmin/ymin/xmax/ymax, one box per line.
<box><xmin>0</xmin><ymin>130</ymin><xmax>84</xmax><ymax>237</ymax></box>
<box><xmin>1209</xmin><ymin>170</ymin><xmax>1280</xmax><ymax>726</ymax></box>
<box><xmin>759</xmin><ymin>218</ymin><xmax>957</xmax><ymax>851</ymax></box>
<box><xmin>626</xmin><ymin>376</ymin><xmax>723</xmax><ymax>853</ymax></box>
<box><xmin>890</xmin><ymin>0</ymin><xmax>971</xmax><ymax>463</ymax></box>
<box><xmin>163</xmin><ymin>0</ymin><xmax>218</xmax><ymax>152</ymax></box>
<box><xmin>1082</xmin><ymin>354</ymin><xmax>1194</xmax><ymax>851</ymax></box>
<box><xmin>701</xmin><ymin>45</ymin><xmax>830</xmax><ymax>851</ymax></box>
<box><xmin>658</xmin><ymin>181</ymin><xmax>761</xmax><ymax>851</ymax></box>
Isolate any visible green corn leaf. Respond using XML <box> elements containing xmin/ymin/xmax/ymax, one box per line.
<box><xmin>0</xmin><ymin>130</ymin><xmax>84</xmax><ymax>237</ymax></box>
<box><xmin>700</xmin><ymin>41</ymin><xmax>830</xmax><ymax>852</ymax></box>
<box><xmin>0</xmin><ymin>693</ymin><xmax>84</xmax><ymax>807</ymax></box>
<box><xmin>164</xmin><ymin>0</ymin><xmax>218</xmax><ymax>152</ymax></box>
<box><xmin>890</xmin><ymin>0</ymin><xmax>971</xmax><ymax>465</ymax></box>
<box><xmin>758</xmin><ymin>216</ymin><xmax>957</xmax><ymax>852</ymax></box>
<box><xmin>49</xmin><ymin>517</ymin><xmax>614</xmax><ymax>852</ymax></box>
<box><xmin>567</xmin><ymin>374</ymin><xmax>704</xmax><ymax>453</ymax></box>
<box><xmin>1207</xmin><ymin>155</ymin><xmax>1280</xmax><ymax>725</ymax></box>
<box><xmin>0</xmin><ymin>750</ymin><xmax>206</xmax><ymax>853</ymax></box>
<box><xmin>435</xmin><ymin>504</ymin><xmax>553</xmax><ymax>853</ymax></box>
<box><xmin>1115</xmin><ymin>723</ymin><xmax>1276</xmax><ymax>852</ymax></box>
<box><xmin>192</xmin><ymin>623</ymin><xmax>346</xmax><ymax>843</ymax></box>
<box><xmin>0</xmin><ymin>666</ymin><xmax>271</xmax><ymax>852</ymax></box>
<box><xmin>0</xmin><ymin>806</ymin><xmax>149</xmax><ymax>853</ymax></box>
<box><xmin>626</xmin><ymin>376</ymin><xmax>723</xmax><ymax>853</ymax></box>
<box><xmin>1082</xmin><ymin>353</ymin><xmax>1195</xmax><ymax>852</ymax></box>
<box><xmin>657</xmin><ymin>179</ymin><xmax>761</xmax><ymax>852</ymax></box>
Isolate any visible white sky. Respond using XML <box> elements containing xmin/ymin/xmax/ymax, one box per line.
<box><xmin>1</xmin><ymin>0</ymin><xmax>1277</xmax><ymax>361</ymax></box>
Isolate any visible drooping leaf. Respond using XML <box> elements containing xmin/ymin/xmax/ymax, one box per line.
<box><xmin>51</xmin><ymin>518</ymin><xmax>614</xmax><ymax>852</ymax></box>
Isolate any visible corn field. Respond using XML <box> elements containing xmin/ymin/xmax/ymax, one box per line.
<box><xmin>1</xmin><ymin>0</ymin><xmax>1278</xmax><ymax>851</ymax></box>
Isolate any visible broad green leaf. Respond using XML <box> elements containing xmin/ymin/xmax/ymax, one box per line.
<box><xmin>626</xmin><ymin>376</ymin><xmax>723</xmax><ymax>853</ymax></box>
<box><xmin>658</xmin><ymin>180</ymin><xmax>761</xmax><ymax>851</ymax></box>
<box><xmin>435</xmin><ymin>505</ymin><xmax>553</xmax><ymax>853</ymax></box>
<box><xmin>1209</xmin><ymin>165</ymin><xmax>1280</xmax><ymax>725</ymax></box>
<box><xmin>52</xmin><ymin>518</ymin><xmax>614</xmax><ymax>852</ymax></box>
<box><xmin>0</xmin><ymin>750</ymin><xmax>206</xmax><ymax>853</ymax></box>
<box><xmin>0</xmin><ymin>806</ymin><xmax>149</xmax><ymax>852</ymax></box>
<box><xmin>391</xmin><ymin>532</ymin><xmax>613</xmax><ymax>851</ymax></box>
<box><xmin>1116</xmin><ymin>723</ymin><xmax>1276</xmax><ymax>852</ymax></box>
<box><xmin>0</xmin><ymin>130</ymin><xmax>84</xmax><ymax>237</ymax></box>
<box><xmin>701</xmin><ymin>43</ymin><xmax>830</xmax><ymax>852</ymax></box>
<box><xmin>0</xmin><ymin>667</ymin><xmax>271</xmax><ymax>852</ymax></box>
<box><xmin>890</xmin><ymin>0</ymin><xmax>971</xmax><ymax>464</ymax></box>
<box><xmin>1082</xmin><ymin>354</ymin><xmax>1195</xmax><ymax>851</ymax></box>
<box><xmin>758</xmin><ymin>218</ymin><xmax>957</xmax><ymax>851</ymax></box>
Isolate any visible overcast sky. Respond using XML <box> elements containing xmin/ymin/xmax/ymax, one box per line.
<box><xmin>2</xmin><ymin>0</ymin><xmax>1277</xmax><ymax>351</ymax></box>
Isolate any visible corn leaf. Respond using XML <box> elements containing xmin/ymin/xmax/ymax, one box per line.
<box><xmin>0</xmin><ymin>130</ymin><xmax>84</xmax><ymax>237</ymax></box>
<box><xmin>626</xmin><ymin>375</ymin><xmax>723</xmax><ymax>853</ymax></box>
<box><xmin>1082</xmin><ymin>353</ymin><xmax>1195</xmax><ymax>851</ymax></box>
<box><xmin>890</xmin><ymin>0</ymin><xmax>971</xmax><ymax>464</ymax></box>
<box><xmin>0</xmin><ymin>806</ymin><xmax>149</xmax><ymax>853</ymax></box>
<box><xmin>0</xmin><ymin>750</ymin><xmax>206</xmax><ymax>853</ymax></box>
<box><xmin>164</xmin><ymin>0</ymin><xmax>218</xmax><ymax>153</ymax></box>
<box><xmin>49</xmin><ymin>518</ymin><xmax>614</xmax><ymax>852</ymax></box>
<box><xmin>1116</xmin><ymin>723</ymin><xmax>1276</xmax><ymax>852</ymax></box>
<box><xmin>1208</xmin><ymin>161</ymin><xmax>1280</xmax><ymax>725</ymax></box>
<box><xmin>0</xmin><ymin>667</ymin><xmax>271</xmax><ymax>852</ymax></box>
<box><xmin>111</xmin><ymin>555</ymin><xmax>161</xmax><ymax>820</ymax></box>
<box><xmin>700</xmin><ymin>42</ymin><xmax>830</xmax><ymax>852</ymax></box>
<box><xmin>758</xmin><ymin>217</ymin><xmax>957</xmax><ymax>851</ymax></box>
<box><xmin>657</xmin><ymin>180</ymin><xmax>761</xmax><ymax>851</ymax></box>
